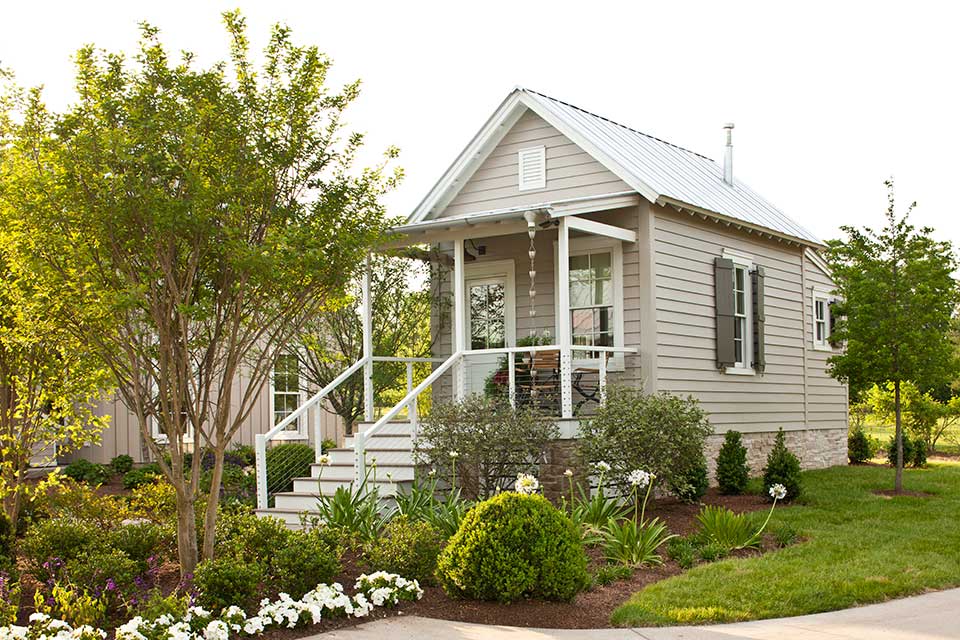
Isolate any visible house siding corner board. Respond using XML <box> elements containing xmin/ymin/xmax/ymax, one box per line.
<box><xmin>653</xmin><ymin>207</ymin><xmax>828</xmax><ymax>432</ymax></box>
<box><xmin>440</xmin><ymin>111</ymin><xmax>632</xmax><ymax>219</ymax></box>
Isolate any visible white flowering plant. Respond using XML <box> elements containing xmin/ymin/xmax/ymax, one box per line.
<box><xmin>9</xmin><ymin>573</ymin><xmax>424</xmax><ymax>640</ymax></box>
<box><xmin>513</xmin><ymin>473</ymin><xmax>539</xmax><ymax>495</ymax></box>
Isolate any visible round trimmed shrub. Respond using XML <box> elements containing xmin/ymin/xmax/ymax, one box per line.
<box><xmin>365</xmin><ymin>515</ymin><xmax>443</xmax><ymax>585</ymax></box>
<box><xmin>107</xmin><ymin>522</ymin><xmax>170</xmax><ymax>569</ymax></box>
<box><xmin>716</xmin><ymin>430</ymin><xmax>750</xmax><ymax>494</ymax></box>
<box><xmin>264</xmin><ymin>443</ymin><xmax>314</xmax><ymax>494</ymax></box>
<box><xmin>21</xmin><ymin>519</ymin><xmax>97</xmax><ymax>580</ymax></box>
<box><xmin>436</xmin><ymin>492</ymin><xmax>588</xmax><ymax>603</ymax></box>
<box><xmin>762</xmin><ymin>429</ymin><xmax>802</xmax><ymax>501</ymax></box>
<box><xmin>194</xmin><ymin>556</ymin><xmax>263</xmax><ymax>614</ymax></box>
<box><xmin>110</xmin><ymin>455</ymin><xmax>135</xmax><ymax>476</ymax></box>
<box><xmin>272</xmin><ymin>529</ymin><xmax>341</xmax><ymax>598</ymax></box>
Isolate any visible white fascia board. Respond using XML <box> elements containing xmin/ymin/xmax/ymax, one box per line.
<box><xmin>565</xmin><ymin>215</ymin><xmax>638</xmax><ymax>243</ymax></box>
<box><xmin>409</xmin><ymin>91</ymin><xmax>527</xmax><ymax>224</ymax></box>
<box><xmin>805</xmin><ymin>247</ymin><xmax>833</xmax><ymax>278</ymax></box>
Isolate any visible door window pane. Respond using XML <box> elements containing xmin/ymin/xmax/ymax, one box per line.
<box><xmin>569</xmin><ymin>251</ymin><xmax>614</xmax><ymax>351</ymax></box>
<box><xmin>469</xmin><ymin>282</ymin><xmax>506</xmax><ymax>350</ymax></box>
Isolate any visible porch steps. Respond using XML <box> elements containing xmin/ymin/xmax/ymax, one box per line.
<box><xmin>256</xmin><ymin>420</ymin><xmax>417</xmax><ymax>527</ymax></box>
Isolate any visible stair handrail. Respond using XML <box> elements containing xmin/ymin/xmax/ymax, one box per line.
<box><xmin>255</xmin><ymin>355</ymin><xmax>369</xmax><ymax>510</ymax></box>
<box><xmin>354</xmin><ymin>350</ymin><xmax>463</xmax><ymax>481</ymax></box>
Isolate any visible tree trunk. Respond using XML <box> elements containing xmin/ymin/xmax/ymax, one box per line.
<box><xmin>201</xmin><ymin>447</ymin><xmax>226</xmax><ymax>561</ymax></box>
<box><xmin>175</xmin><ymin>487</ymin><xmax>199</xmax><ymax>576</ymax></box>
<box><xmin>894</xmin><ymin>379</ymin><xmax>904</xmax><ymax>493</ymax></box>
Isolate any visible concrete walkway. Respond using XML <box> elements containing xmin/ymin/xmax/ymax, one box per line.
<box><xmin>319</xmin><ymin>588</ymin><xmax>960</xmax><ymax>639</ymax></box>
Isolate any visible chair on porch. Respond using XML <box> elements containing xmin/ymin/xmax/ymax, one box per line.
<box><xmin>516</xmin><ymin>349</ymin><xmax>561</xmax><ymax>414</ymax></box>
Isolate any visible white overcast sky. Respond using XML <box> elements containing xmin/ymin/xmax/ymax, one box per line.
<box><xmin>2</xmin><ymin>0</ymin><xmax>958</xmax><ymax>245</ymax></box>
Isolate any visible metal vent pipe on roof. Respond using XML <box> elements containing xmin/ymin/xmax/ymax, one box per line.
<box><xmin>723</xmin><ymin>123</ymin><xmax>735</xmax><ymax>186</ymax></box>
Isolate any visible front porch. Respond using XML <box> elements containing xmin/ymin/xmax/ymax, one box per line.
<box><xmin>255</xmin><ymin>194</ymin><xmax>644</xmax><ymax>517</ymax></box>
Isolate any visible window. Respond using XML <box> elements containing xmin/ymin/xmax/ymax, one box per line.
<box><xmin>813</xmin><ymin>289</ymin><xmax>832</xmax><ymax>350</ymax></box>
<box><xmin>723</xmin><ymin>250</ymin><xmax>754</xmax><ymax>374</ymax></box>
<box><xmin>570</xmin><ymin>252</ymin><xmax>612</xmax><ymax>350</ymax></box>
<box><xmin>517</xmin><ymin>146</ymin><xmax>546</xmax><ymax>191</ymax></box>
<box><xmin>469</xmin><ymin>279</ymin><xmax>506</xmax><ymax>349</ymax></box>
<box><xmin>272</xmin><ymin>352</ymin><xmax>304</xmax><ymax>437</ymax></box>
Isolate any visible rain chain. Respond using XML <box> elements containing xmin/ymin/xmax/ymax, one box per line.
<box><xmin>524</xmin><ymin>211</ymin><xmax>538</xmax><ymax>400</ymax></box>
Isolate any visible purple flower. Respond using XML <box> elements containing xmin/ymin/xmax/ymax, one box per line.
<box><xmin>105</xmin><ymin>579</ymin><xmax>117</xmax><ymax>592</ymax></box>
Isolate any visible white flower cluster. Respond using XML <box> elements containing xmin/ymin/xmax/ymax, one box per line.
<box><xmin>8</xmin><ymin>573</ymin><xmax>423</xmax><ymax>640</ymax></box>
<box><xmin>768</xmin><ymin>483</ymin><xmax>787</xmax><ymax>501</ymax></box>
<box><xmin>513</xmin><ymin>473</ymin><xmax>540</xmax><ymax>495</ymax></box>
<box><xmin>626</xmin><ymin>469</ymin><xmax>652</xmax><ymax>488</ymax></box>
<box><xmin>595</xmin><ymin>461</ymin><xmax>611</xmax><ymax>473</ymax></box>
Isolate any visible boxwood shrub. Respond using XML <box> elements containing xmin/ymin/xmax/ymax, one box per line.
<box><xmin>716</xmin><ymin>430</ymin><xmax>750</xmax><ymax>494</ymax></box>
<box><xmin>436</xmin><ymin>492</ymin><xmax>588</xmax><ymax>603</ymax></box>
<box><xmin>194</xmin><ymin>556</ymin><xmax>263</xmax><ymax>614</ymax></box>
<box><xmin>365</xmin><ymin>515</ymin><xmax>442</xmax><ymax>585</ymax></box>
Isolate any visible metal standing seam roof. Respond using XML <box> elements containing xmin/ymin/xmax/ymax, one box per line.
<box><xmin>410</xmin><ymin>87</ymin><xmax>822</xmax><ymax>247</ymax></box>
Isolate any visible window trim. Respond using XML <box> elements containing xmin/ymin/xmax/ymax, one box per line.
<box><xmin>270</xmin><ymin>350</ymin><xmax>308</xmax><ymax>440</ymax></box>
<box><xmin>812</xmin><ymin>286</ymin><xmax>833</xmax><ymax>351</ymax></box>
<box><xmin>553</xmin><ymin>235</ymin><xmax>625</xmax><ymax>371</ymax></box>
<box><xmin>722</xmin><ymin>248</ymin><xmax>755</xmax><ymax>376</ymax></box>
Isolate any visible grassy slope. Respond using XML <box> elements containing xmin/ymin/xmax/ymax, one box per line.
<box><xmin>611</xmin><ymin>462</ymin><xmax>960</xmax><ymax>626</ymax></box>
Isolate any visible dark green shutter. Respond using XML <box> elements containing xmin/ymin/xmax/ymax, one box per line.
<box><xmin>752</xmin><ymin>266</ymin><xmax>766</xmax><ymax>373</ymax></box>
<box><xmin>714</xmin><ymin>257</ymin><xmax>736</xmax><ymax>368</ymax></box>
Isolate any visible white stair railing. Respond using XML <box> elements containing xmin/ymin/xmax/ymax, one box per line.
<box><xmin>255</xmin><ymin>356</ymin><xmax>368</xmax><ymax>510</ymax></box>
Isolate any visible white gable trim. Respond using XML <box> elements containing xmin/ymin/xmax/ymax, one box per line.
<box><xmin>409</xmin><ymin>89</ymin><xmax>659</xmax><ymax>224</ymax></box>
<box><xmin>804</xmin><ymin>248</ymin><xmax>833</xmax><ymax>278</ymax></box>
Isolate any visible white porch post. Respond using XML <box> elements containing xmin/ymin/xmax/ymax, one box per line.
<box><xmin>452</xmin><ymin>239</ymin><xmax>466</xmax><ymax>400</ymax></box>
<box><xmin>557</xmin><ymin>217</ymin><xmax>573</xmax><ymax>418</ymax></box>
<box><xmin>362</xmin><ymin>254</ymin><xmax>374</xmax><ymax>422</ymax></box>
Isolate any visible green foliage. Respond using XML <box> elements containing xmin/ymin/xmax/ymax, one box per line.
<box><xmin>436</xmin><ymin>492</ymin><xmax>588</xmax><ymax>603</ymax></box>
<box><xmin>394</xmin><ymin>475</ymin><xmax>473</xmax><ymax>539</ymax></box>
<box><xmin>666</xmin><ymin>538</ymin><xmax>697</xmax><ymax>569</ymax></box>
<box><xmin>591</xmin><ymin>563</ymin><xmax>633</xmax><ymax>586</ymax></box>
<box><xmin>415</xmin><ymin>396</ymin><xmax>558</xmax><ymax>498</ymax></box>
<box><xmin>763</xmin><ymin>429</ymin><xmax>803</xmax><ymax>501</ymax></box>
<box><xmin>122</xmin><ymin>465</ymin><xmax>163</xmax><ymax>490</ymax></box>
<box><xmin>697</xmin><ymin>541</ymin><xmax>728</xmax><ymax>563</ymax></box>
<box><xmin>695</xmin><ymin>505</ymin><xmax>762</xmax><ymax>552</ymax></box>
<box><xmin>132</xmin><ymin>589</ymin><xmax>189</xmax><ymax>621</ymax></box>
<box><xmin>64</xmin><ymin>547</ymin><xmax>140</xmax><ymax>595</ymax></box>
<box><xmin>313</xmin><ymin>477</ymin><xmax>387</xmax><ymax>543</ymax></box>
<box><xmin>35</xmin><ymin>584</ymin><xmax>107</xmax><ymax>628</ymax></box>
<box><xmin>569</xmin><ymin>485</ymin><xmax>630</xmax><ymax>543</ymax></box>
<box><xmin>128</xmin><ymin>478</ymin><xmax>177</xmax><ymax>522</ymax></box>
<box><xmin>716</xmin><ymin>431</ymin><xmax>750</xmax><ymax>494</ymax></box>
<box><xmin>194</xmin><ymin>556</ymin><xmax>264</xmax><ymax>614</ymax></box>
<box><xmin>365</xmin><ymin>515</ymin><xmax>443</xmax><ymax>585</ymax></box>
<box><xmin>669</xmin><ymin>453</ymin><xmax>709</xmax><ymax>503</ymax></box>
<box><xmin>0</xmin><ymin>572</ymin><xmax>20</xmax><ymax>626</ymax></box>
<box><xmin>109</xmin><ymin>455</ymin><xmax>135</xmax><ymax>476</ymax></box>
<box><xmin>214</xmin><ymin>511</ymin><xmax>293</xmax><ymax>572</ymax></box>
<box><xmin>264</xmin><ymin>443</ymin><xmax>315</xmax><ymax>494</ymax></box>
<box><xmin>62</xmin><ymin>459</ymin><xmax>113</xmax><ymax>485</ymax></box>
<box><xmin>773</xmin><ymin>522</ymin><xmax>800</xmax><ymax>548</ymax></box>
<box><xmin>848</xmin><ymin>428</ymin><xmax>876</xmax><ymax>464</ymax></box>
<box><xmin>601</xmin><ymin>517</ymin><xmax>675</xmax><ymax>567</ymax></box>
<box><xmin>578</xmin><ymin>386</ymin><xmax>712</xmax><ymax>499</ymax></box>
<box><xmin>273</xmin><ymin>529</ymin><xmax>341</xmax><ymax>598</ymax></box>
<box><xmin>21</xmin><ymin>519</ymin><xmax>97</xmax><ymax>580</ymax></box>
<box><xmin>887</xmin><ymin>434</ymin><xmax>926</xmax><ymax>468</ymax></box>
<box><xmin>866</xmin><ymin>382</ymin><xmax>960</xmax><ymax>451</ymax></box>
<box><xmin>107</xmin><ymin>522</ymin><xmax>170</xmax><ymax>570</ymax></box>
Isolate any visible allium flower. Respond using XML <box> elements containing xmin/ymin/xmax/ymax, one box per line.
<box><xmin>627</xmin><ymin>469</ymin><xmax>652</xmax><ymax>488</ymax></box>
<box><xmin>514</xmin><ymin>473</ymin><xmax>539</xmax><ymax>495</ymax></box>
<box><xmin>317</xmin><ymin>455</ymin><xmax>330</xmax><ymax>466</ymax></box>
<box><xmin>449</xmin><ymin>450</ymin><xmax>460</xmax><ymax>458</ymax></box>
<box><xmin>595</xmin><ymin>461</ymin><xmax>611</xmax><ymax>473</ymax></box>
<box><xmin>427</xmin><ymin>469</ymin><xmax>437</xmax><ymax>478</ymax></box>
<box><xmin>769</xmin><ymin>483</ymin><xmax>787</xmax><ymax>501</ymax></box>
<box><xmin>563</xmin><ymin>469</ymin><xmax>573</xmax><ymax>477</ymax></box>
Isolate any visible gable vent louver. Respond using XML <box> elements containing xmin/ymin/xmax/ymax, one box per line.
<box><xmin>517</xmin><ymin>146</ymin><xmax>546</xmax><ymax>191</ymax></box>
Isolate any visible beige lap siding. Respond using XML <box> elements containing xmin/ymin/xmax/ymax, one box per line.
<box><xmin>441</xmin><ymin>111</ymin><xmax>632</xmax><ymax>219</ymax></box>
<box><xmin>803</xmin><ymin>253</ymin><xmax>849</xmax><ymax>433</ymax></box>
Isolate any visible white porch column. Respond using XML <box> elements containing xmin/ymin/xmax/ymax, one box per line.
<box><xmin>361</xmin><ymin>254</ymin><xmax>375</xmax><ymax>422</ymax></box>
<box><xmin>452</xmin><ymin>239</ymin><xmax>466</xmax><ymax>400</ymax></box>
<box><xmin>557</xmin><ymin>217</ymin><xmax>573</xmax><ymax>418</ymax></box>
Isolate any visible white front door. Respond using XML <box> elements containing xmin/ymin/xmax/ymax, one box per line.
<box><xmin>464</xmin><ymin>260</ymin><xmax>516</xmax><ymax>396</ymax></box>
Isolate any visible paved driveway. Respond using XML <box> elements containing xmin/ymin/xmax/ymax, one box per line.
<box><xmin>318</xmin><ymin>588</ymin><xmax>960</xmax><ymax>639</ymax></box>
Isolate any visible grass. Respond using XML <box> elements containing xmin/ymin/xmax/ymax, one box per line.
<box><xmin>611</xmin><ymin>461</ymin><xmax>960</xmax><ymax>626</ymax></box>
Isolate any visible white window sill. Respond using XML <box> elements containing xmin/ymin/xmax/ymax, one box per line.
<box><xmin>812</xmin><ymin>343</ymin><xmax>832</xmax><ymax>352</ymax></box>
<box><xmin>724</xmin><ymin>366</ymin><xmax>756</xmax><ymax>376</ymax></box>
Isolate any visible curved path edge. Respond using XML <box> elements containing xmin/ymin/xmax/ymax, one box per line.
<box><xmin>316</xmin><ymin>588</ymin><xmax>960</xmax><ymax>639</ymax></box>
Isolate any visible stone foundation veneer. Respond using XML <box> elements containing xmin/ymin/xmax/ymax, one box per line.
<box><xmin>539</xmin><ymin>427</ymin><xmax>847</xmax><ymax>501</ymax></box>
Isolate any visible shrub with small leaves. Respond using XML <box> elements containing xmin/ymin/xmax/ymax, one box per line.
<box><xmin>436</xmin><ymin>492</ymin><xmax>588</xmax><ymax>602</ymax></box>
<box><xmin>848</xmin><ymin>428</ymin><xmax>875</xmax><ymax>464</ymax></box>
<box><xmin>21</xmin><ymin>519</ymin><xmax>97</xmax><ymax>580</ymax></box>
<box><xmin>669</xmin><ymin>452</ymin><xmax>709</xmax><ymax>503</ymax></box>
<box><xmin>887</xmin><ymin>434</ymin><xmax>926</xmax><ymax>468</ymax></box>
<box><xmin>123</xmin><ymin>465</ymin><xmax>163</xmax><ymax>490</ymax></box>
<box><xmin>107</xmin><ymin>522</ymin><xmax>170</xmax><ymax>570</ymax></box>
<box><xmin>128</xmin><ymin>478</ymin><xmax>177</xmax><ymax>522</ymax></box>
<box><xmin>365</xmin><ymin>515</ymin><xmax>443</xmax><ymax>585</ymax></box>
<box><xmin>109</xmin><ymin>455</ymin><xmax>135</xmax><ymax>476</ymax></box>
<box><xmin>64</xmin><ymin>547</ymin><xmax>140</xmax><ymax>595</ymax></box>
<box><xmin>762</xmin><ymin>429</ymin><xmax>802</xmax><ymax>501</ymax></box>
<box><xmin>214</xmin><ymin>511</ymin><xmax>292</xmax><ymax>573</ymax></box>
<box><xmin>716</xmin><ymin>430</ymin><xmax>750</xmax><ymax>494</ymax></box>
<box><xmin>63</xmin><ymin>459</ymin><xmax>113</xmax><ymax>485</ymax></box>
<box><xmin>194</xmin><ymin>556</ymin><xmax>263</xmax><ymax>614</ymax></box>
<box><xmin>272</xmin><ymin>529</ymin><xmax>341</xmax><ymax>598</ymax></box>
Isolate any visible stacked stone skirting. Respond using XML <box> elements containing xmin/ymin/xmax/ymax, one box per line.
<box><xmin>539</xmin><ymin>427</ymin><xmax>847</xmax><ymax>501</ymax></box>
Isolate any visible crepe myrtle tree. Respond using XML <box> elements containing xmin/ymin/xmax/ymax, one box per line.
<box><xmin>826</xmin><ymin>180</ymin><xmax>959</xmax><ymax>492</ymax></box>
<box><xmin>6</xmin><ymin>13</ymin><xmax>400</xmax><ymax>574</ymax></box>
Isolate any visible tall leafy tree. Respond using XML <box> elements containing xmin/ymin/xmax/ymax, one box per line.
<box><xmin>826</xmin><ymin>180</ymin><xmax>959</xmax><ymax>491</ymax></box>
<box><xmin>296</xmin><ymin>253</ymin><xmax>440</xmax><ymax>433</ymax></box>
<box><xmin>5</xmin><ymin>14</ymin><xmax>399</xmax><ymax>573</ymax></box>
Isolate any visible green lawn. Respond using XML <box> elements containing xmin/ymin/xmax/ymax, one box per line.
<box><xmin>861</xmin><ymin>420</ymin><xmax>960</xmax><ymax>455</ymax></box>
<box><xmin>611</xmin><ymin>461</ymin><xmax>960</xmax><ymax>626</ymax></box>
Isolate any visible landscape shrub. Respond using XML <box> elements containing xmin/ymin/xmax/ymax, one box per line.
<box><xmin>128</xmin><ymin>478</ymin><xmax>177</xmax><ymax>522</ymax></box>
<box><xmin>762</xmin><ymin>429</ymin><xmax>802</xmax><ymax>501</ymax></box>
<box><xmin>365</xmin><ymin>516</ymin><xmax>443</xmax><ymax>585</ymax></box>
<box><xmin>40</xmin><ymin>477</ymin><xmax>130</xmax><ymax>528</ymax></box>
<box><xmin>230</xmin><ymin>444</ymin><xmax>256</xmax><ymax>466</ymax></box>
<box><xmin>22</xmin><ymin>519</ymin><xmax>97</xmax><ymax>580</ymax></box>
<box><xmin>264</xmin><ymin>443</ymin><xmax>314</xmax><ymax>494</ymax></box>
<box><xmin>272</xmin><ymin>530</ymin><xmax>341</xmax><ymax>598</ymax></box>
<box><xmin>109</xmin><ymin>455</ymin><xmax>135</xmax><ymax>476</ymax></box>
<box><xmin>848</xmin><ymin>428</ymin><xmax>875</xmax><ymax>464</ymax></box>
<box><xmin>716</xmin><ymin>431</ymin><xmax>750</xmax><ymax>494</ymax></box>
<box><xmin>64</xmin><ymin>547</ymin><xmax>140</xmax><ymax>595</ymax></box>
<box><xmin>414</xmin><ymin>396</ymin><xmax>558</xmax><ymax>498</ymax></box>
<box><xmin>62</xmin><ymin>459</ymin><xmax>112</xmax><ymax>485</ymax></box>
<box><xmin>886</xmin><ymin>434</ymin><xmax>926</xmax><ymax>468</ymax></box>
<box><xmin>668</xmin><ymin>453</ymin><xmax>709</xmax><ymax>503</ymax></box>
<box><xmin>578</xmin><ymin>386</ymin><xmax>712</xmax><ymax>499</ymax></box>
<box><xmin>214</xmin><ymin>511</ymin><xmax>292</xmax><ymax>572</ymax></box>
<box><xmin>107</xmin><ymin>522</ymin><xmax>170</xmax><ymax>569</ymax></box>
<box><xmin>123</xmin><ymin>464</ymin><xmax>163</xmax><ymax>490</ymax></box>
<box><xmin>436</xmin><ymin>492</ymin><xmax>588</xmax><ymax>603</ymax></box>
<box><xmin>666</xmin><ymin>538</ymin><xmax>696</xmax><ymax>569</ymax></box>
<box><xmin>0</xmin><ymin>572</ymin><xmax>20</xmax><ymax>625</ymax></box>
<box><xmin>193</xmin><ymin>556</ymin><xmax>263</xmax><ymax>614</ymax></box>
<box><xmin>697</xmin><ymin>541</ymin><xmax>727</xmax><ymax>562</ymax></box>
